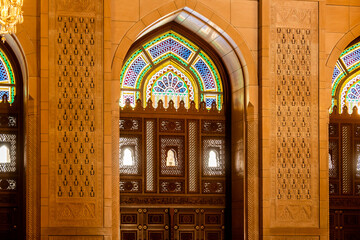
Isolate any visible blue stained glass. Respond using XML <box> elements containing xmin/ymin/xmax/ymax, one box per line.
<box><xmin>158</xmin><ymin>81</ymin><xmax>166</xmax><ymax>89</ymax></box>
<box><xmin>0</xmin><ymin>91</ymin><xmax>9</xmax><ymax>100</ymax></box>
<box><xmin>123</xmin><ymin>56</ymin><xmax>147</xmax><ymax>88</ymax></box>
<box><xmin>163</xmin><ymin>76</ymin><xmax>169</xmax><ymax>86</ymax></box>
<box><xmin>153</xmin><ymin>72</ymin><xmax>188</xmax><ymax>94</ymax></box>
<box><xmin>172</xmin><ymin>77</ymin><xmax>178</xmax><ymax>87</ymax></box>
<box><xmin>346</xmin><ymin>83</ymin><xmax>360</xmax><ymax>102</ymax></box>
<box><xmin>148</xmin><ymin>38</ymin><xmax>192</xmax><ymax>62</ymax></box>
<box><xmin>178</xmin><ymin>87</ymin><xmax>186</xmax><ymax>93</ymax></box>
<box><xmin>176</xmin><ymin>82</ymin><xmax>183</xmax><ymax>88</ymax></box>
<box><xmin>342</xmin><ymin>48</ymin><xmax>360</xmax><ymax>68</ymax></box>
<box><xmin>193</xmin><ymin>58</ymin><xmax>216</xmax><ymax>90</ymax></box>
<box><xmin>154</xmin><ymin>86</ymin><xmax>164</xmax><ymax>92</ymax></box>
<box><xmin>332</xmin><ymin>65</ymin><xmax>341</xmax><ymax>85</ymax></box>
<box><xmin>205</xmin><ymin>98</ymin><xmax>216</xmax><ymax>108</ymax></box>
<box><xmin>348</xmin><ymin>94</ymin><xmax>356</xmax><ymax>99</ymax></box>
<box><xmin>0</xmin><ymin>58</ymin><xmax>9</xmax><ymax>83</ymax></box>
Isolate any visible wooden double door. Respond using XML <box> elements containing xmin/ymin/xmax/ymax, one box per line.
<box><xmin>330</xmin><ymin>209</ymin><xmax>360</xmax><ymax>240</ymax></box>
<box><xmin>119</xmin><ymin>100</ymin><xmax>229</xmax><ymax>240</ymax></box>
<box><xmin>120</xmin><ymin>207</ymin><xmax>224</xmax><ymax>240</ymax></box>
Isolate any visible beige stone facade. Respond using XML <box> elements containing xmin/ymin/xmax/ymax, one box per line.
<box><xmin>7</xmin><ymin>0</ymin><xmax>360</xmax><ymax>239</ymax></box>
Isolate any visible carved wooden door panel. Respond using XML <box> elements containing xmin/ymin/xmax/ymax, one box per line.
<box><xmin>120</xmin><ymin>100</ymin><xmax>228</xmax><ymax>240</ymax></box>
<box><xmin>0</xmin><ymin>104</ymin><xmax>23</xmax><ymax>239</ymax></box>
<box><xmin>330</xmin><ymin>210</ymin><xmax>360</xmax><ymax>240</ymax></box>
<box><xmin>173</xmin><ymin>208</ymin><xmax>224</xmax><ymax>240</ymax></box>
<box><xmin>329</xmin><ymin>113</ymin><xmax>360</xmax><ymax>240</ymax></box>
<box><xmin>120</xmin><ymin>208</ymin><xmax>170</xmax><ymax>240</ymax></box>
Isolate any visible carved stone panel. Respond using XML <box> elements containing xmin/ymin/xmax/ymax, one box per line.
<box><xmin>49</xmin><ymin>237</ymin><xmax>103</xmax><ymax>240</ymax></box>
<box><xmin>48</xmin><ymin>0</ymin><xmax>103</xmax><ymax>227</ymax></box>
<box><xmin>270</xmin><ymin>237</ymin><xmax>319</xmax><ymax>240</ymax></box>
<box><xmin>270</xmin><ymin>0</ymin><xmax>319</xmax><ymax>228</ymax></box>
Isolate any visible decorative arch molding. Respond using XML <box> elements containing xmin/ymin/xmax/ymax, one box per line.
<box><xmin>111</xmin><ymin>1</ymin><xmax>257</xmax><ymax>96</ymax></box>
<box><xmin>112</xmin><ymin>2</ymin><xmax>259</xmax><ymax>240</ymax></box>
<box><xmin>326</xmin><ymin>23</ymin><xmax>360</xmax><ymax>86</ymax></box>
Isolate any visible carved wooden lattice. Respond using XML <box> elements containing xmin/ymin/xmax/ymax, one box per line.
<box><xmin>120</xmin><ymin>100</ymin><xmax>226</xmax><ymax>239</ymax></box>
<box><xmin>0</xmin><ymin>98</ymin><xmax>22</xmax><ymax>239</ymax></box>
<box><xmin>120</xmin><ymin>100</ymin><xmax>225</xmax><ymax>198</ymax></box>
<box><xmin>55</xmin><ymin>15</ymin><xmax>97</xmax><ymax>199</ymax></box>
<box><xmin>329</xmin><ymin>109</ymin><xmax>360</xmax><ymax>209</ymax></box>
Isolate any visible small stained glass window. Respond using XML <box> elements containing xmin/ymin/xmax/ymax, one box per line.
<box><xmin>166</xmin><ymin>149</ymin><xmax>177</xmax><ymax>166</ymax></box>
<box><xmin>0</xmin><ymin>144</ymin><xmax>10</xmax><ymax>164</ymax></box>
<box><xmin>0</xmin><ymin>49</ymin><xmax>16</xmax><ymax>103</ymax></box>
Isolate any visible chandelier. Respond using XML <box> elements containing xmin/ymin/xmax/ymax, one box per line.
<box><xmin>0</xmin><ymin>0</ymin><xmax>23</xmax><ymax>42</ymax></box>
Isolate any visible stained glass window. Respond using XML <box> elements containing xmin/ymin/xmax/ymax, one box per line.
<box><xmin>0</xmin><ymin>49</ymin><xmax>15</xmax><ymax>103</ymax></box>
<box><xmin>120</xmin><ymin>30</ymin><xmax>224</xmax><ymax>109</ymax></box>
<box><xmin>330</xmin><ymin>38</ymin><xmax>360</xmax><ymax>113</ymax></box>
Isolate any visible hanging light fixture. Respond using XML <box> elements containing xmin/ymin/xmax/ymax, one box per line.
<box><xmin>0</xmin><ymin>0</ymin><xmax>24</xmax><ymax>42</ymax></box>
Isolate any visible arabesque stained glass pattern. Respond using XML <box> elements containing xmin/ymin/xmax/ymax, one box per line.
<box><xmin>152</xmin><ymin>72</ymin><xmax>189</xmax><ymax>108</ymax></box>
<box><xmin>145</xmin><ymin>64</ymin><xmax>195</xmax><ymax>108</ymax></box>
<box><xmin>340</xmin><ymin>75</ymin><xmax>360</xmax><ymax>112</ymax></box>
<box><xmin>144</xmin><ymin>32</ymin><xmax>197</xmax><ymax>64</ymax></box>
<box><xmin>121</xmin><ymin>51</ymin><xmax>150</xmax><ymax>89</ymax></box>
<box><xmin>331</xmin><ymin>39</ymin><xmax>360</xmax><ymax>113</ymax></box>
<box><xmin>0</xmin><ymin>49</ymin><xmax>15</xmax><ymax>103</ymax></box>
<box><xmin>120</xmin><ymin>30</ymin><xmax>224</xmax><ymax>109</ymax></box>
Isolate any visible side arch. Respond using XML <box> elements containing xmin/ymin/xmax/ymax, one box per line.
<box><xmin>5</xmin><ymin>27</ymin><xmax>40</xmax><ymax>240</ymax></box>
<box><xmin>326</xmin><ymin>23</ymin><xmax>360</xmax><ymax>88</ymax></box>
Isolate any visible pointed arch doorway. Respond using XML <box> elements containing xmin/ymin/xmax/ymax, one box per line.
<box><xmin>0</xmin><ymin>40</ymin><xmax>25</xmax><ymax>240</ymax></box>
<box><xmin>119</xmin><ymin>23</ymin><xmax>232</xmax><ymax>240</ymax></box>
<box><xmin>329</xmin><ymin>36</ymin><xmax>360</xmax><ymax>239</ymax></box>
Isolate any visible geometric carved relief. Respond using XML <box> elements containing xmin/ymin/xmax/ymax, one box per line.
<box><xmin>49</xmin><ymin>237</ymin><xmax>103</xmax><ymax>240</ymax></box>
<box><xmin>270</xmin><ymin>0</ymin><xmax>318</xmax><ymax>227</ymax></box>
<box><xmin>49</xmin><ymin>0</ymin><xmax>103</xmax><ymax>226</ymax></box>
<box><xmin>270</xmin><ymin>237</ymin><xmax>319</xmax><ymax>240</ymax></box>
<box><xmin>55</xmin><ymin>15</ymin><xmax>97</xmax><ymax>199</ymax></box>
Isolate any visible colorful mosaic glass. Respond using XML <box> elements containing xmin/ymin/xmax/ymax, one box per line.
<box><xmin>331</xmin><ymin>39</ymin><xmax>360</xmax><ymax>113</ymax></box>
<box><xmin>0</xmin><ymin>49</ymin><xmax>15</xmax><ymax>103</ymax></box>
<box><xmin>120</xmin><ymin>91</ymin><xmax>136</xmax><ymax>107</ymax></box>
<box><xmin>340</xmin><ymin>75</ymin><xmax>360</xmax><ymax>112</ymax></box>
<box><xmin>151</xmin><ymin>71</ymin><xmax>189</xmax><ymax>108</ymax></box>
<box><xmin>341</xmin><ymin>48</ymin><xmax>360</xmax><ymax>69</ymax></box>
<box><xmin>121</xmin><ymin>51</ymin><xmax>150</xmax><ymax>89</ymax></box>
<box><xmin>144</xmin><ymin>31</ymin><xmax>197</xmax><ymax>64</ymax></box>
<box><xmin>145</xmin><ymin>63</ymin><xmax>195</xmax><ymax>108</ymax></box>
<box><xmin>120</xmin><ymin>30</ymin><xmax>224</xmax><ymax>109</ymax></box>
<box><xmin>332</xmin><ymin>61</ymin><xmax>344</xmax><ymax>86</ymax></box>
